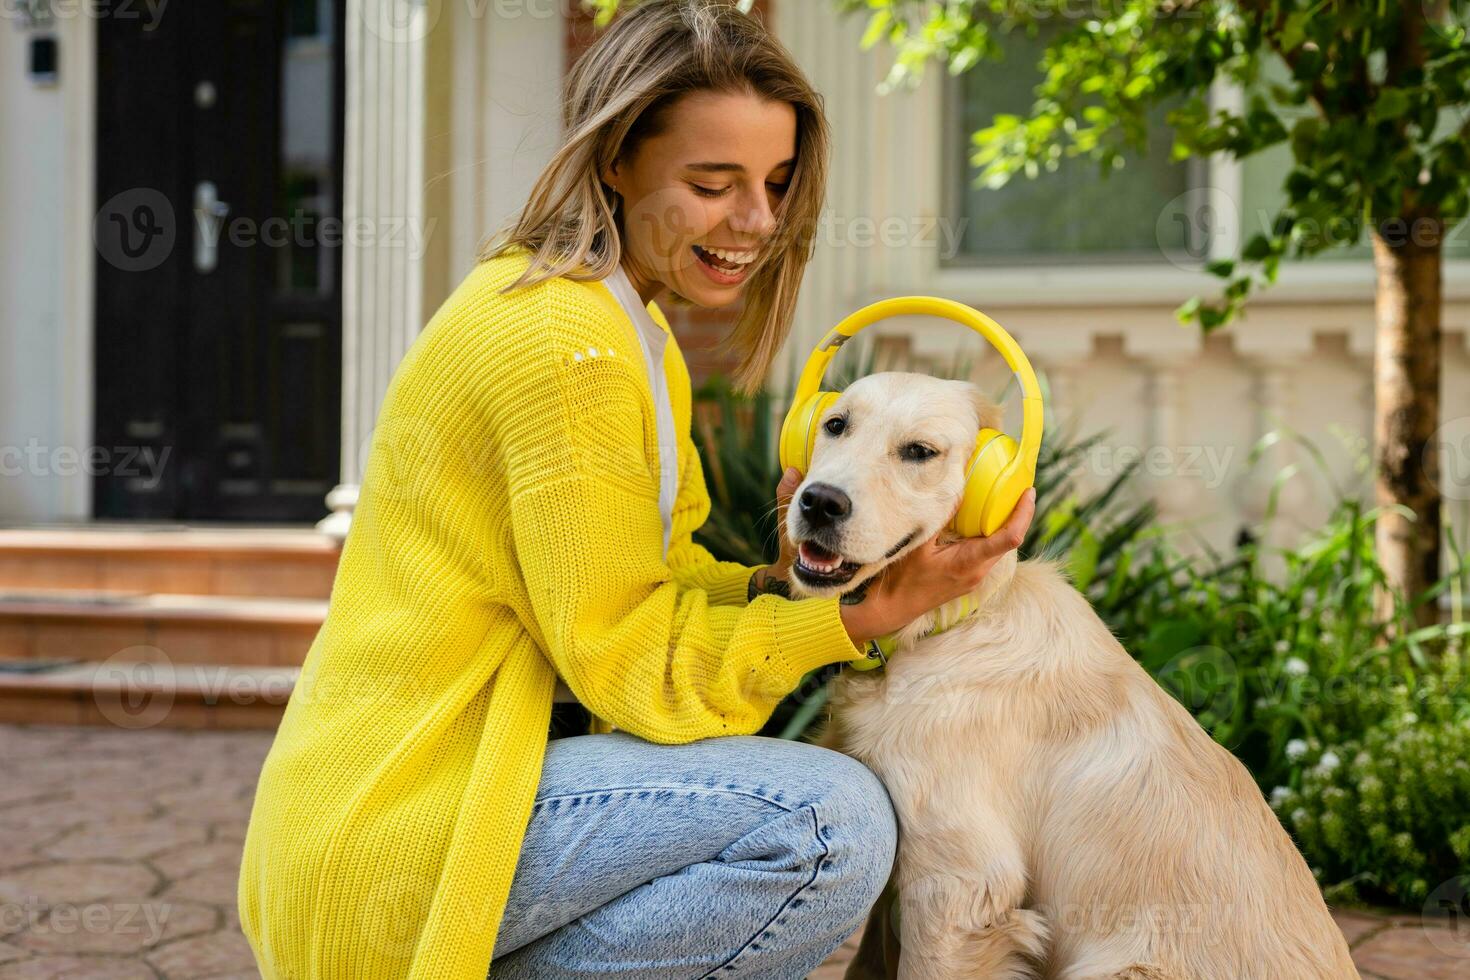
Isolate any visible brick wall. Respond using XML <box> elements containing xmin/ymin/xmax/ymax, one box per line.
<box><xmin>564</xmin><ymin>0</ymin><xmax>775</xmax><ymax>389</ymax></box>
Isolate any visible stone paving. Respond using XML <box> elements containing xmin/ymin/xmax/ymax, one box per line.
<box><xmin>0</xmin><ymin>722</ymin><xmax>1466</xmax><ymax>979</ymax></box>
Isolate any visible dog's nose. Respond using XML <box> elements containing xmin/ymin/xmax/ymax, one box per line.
<box><xmin>798</xmin><ymin>483</ymin><xmax>851</xmax><ymax>527</ymax></box>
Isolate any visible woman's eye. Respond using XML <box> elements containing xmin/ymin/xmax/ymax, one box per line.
<box><xmin>823</xmin><ymin>416</ymin><xmax>845</xmax><ymax>436</ymax></box>
<box><xmin>901</xmin><ymin>443</ymin><xmax>936</xmax><ymax>461</ymax></box>
<box><xmin>767</xmin><ymin>182</ymin><xmax>791</xmax><ymax>195</ymax></box>
<box><xmin>691</xmin><ymin>184</ymin><xmax>729</xmax><ymax>198</ymax></box>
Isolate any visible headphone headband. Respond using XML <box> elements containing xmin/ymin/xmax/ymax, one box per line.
<box><xmin>791</xmin><ymin>296</ymin><xmax>1043</xmax><ymax>477</ymax></box>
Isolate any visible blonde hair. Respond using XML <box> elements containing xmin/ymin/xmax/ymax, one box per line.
<box><xmin>478</xmin><ymin>0</ymin><xmax>830</xmax><ymax>396</ymax></box>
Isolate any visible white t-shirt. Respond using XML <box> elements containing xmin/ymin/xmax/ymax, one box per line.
<box><xmin>601</xmin><ymin>262</ymin><xmax>679</xmax><ymax>558</ymax></box>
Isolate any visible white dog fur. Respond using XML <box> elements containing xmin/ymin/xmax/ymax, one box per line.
<box><xmin>786</xmin><ymin>373</ymin><xmax>1358</xmax><ymax>980</ymax></box>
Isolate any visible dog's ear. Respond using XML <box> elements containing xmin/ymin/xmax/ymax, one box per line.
<box><xmin>956</xmin><ymin>381</ymin><xmax>1004</xmax><ymax>433</ymax></box>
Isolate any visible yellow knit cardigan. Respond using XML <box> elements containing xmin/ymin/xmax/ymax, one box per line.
<box><xmin>236</xmin><ymin>246</ymin><xmax>870</xmax><ymax>979</ymax></box>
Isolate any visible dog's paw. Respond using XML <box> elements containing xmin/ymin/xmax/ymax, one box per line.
<box><xmin>968</xmin><ymin>878</ymin><xmax>1020</xmax><ymax>932</ymax></box>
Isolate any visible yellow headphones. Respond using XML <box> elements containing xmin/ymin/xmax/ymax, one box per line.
<box><xmin>777</xmin><ymin>296</ymin><xmax>1043</xmax><ymax>539</ymax></box>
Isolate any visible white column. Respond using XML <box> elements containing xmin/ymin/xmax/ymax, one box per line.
<box><xmin>319</xmin><ymin>0</ymin><xmax>430</xmax><ymax>538</ymax></box>
<box><xmin>1234</xmin><ymin>350</ymin><xmax>1314</xmax><ymax>548</ymax></box>
<box><xmin>1140</xmin><ymin>354</ymin><xmax>1203</xmax><ymax>521</ymax></box>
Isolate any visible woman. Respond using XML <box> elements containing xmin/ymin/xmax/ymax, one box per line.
<box><xmin>237</xmin><ymin>2</ymin><xmax>1035</xmax><ymax>978</ymax></box>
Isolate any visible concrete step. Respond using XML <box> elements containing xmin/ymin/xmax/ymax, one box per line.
<box><xmin>0</xmin><ymin>657</ymin><xmax>296</xmax><ymax>729</ymax></box>
<box><xmin>0</xmin><ymin>589</ymin><xmax>325</xmax><ymax>667</ymax></box>
<box><xmin>0</xmin><ymin>526</ymin><xmax>341</xmax><ymax>599</ymax></box>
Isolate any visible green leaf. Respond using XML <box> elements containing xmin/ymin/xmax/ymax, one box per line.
<box><xmin>1206</xmin><ymin>259</ymin><xmax>1236</xmax><ymax>278</ymax></box>
<box><xmin>860</xmin><ymin>9</ymin><xmax>891</xmax><ymax>51</ymax></box>
<box><xmin>1175</xmin><ymin>295</ymin><xmax>1202</xmax><ymax>324</ymax></box>
<box><xmin>1243</xmin><ymin>234</ymin><xmax>1274</xmax><ymax>262</ymax></box>
<box><xmin>1281</xmin><ymin>11</ymin><xmax>1311</xmax><ymax>54</ymax></box>
<box><xmin>1069</xmin><ymin>527</ymin><xmax>1102</xmax><ymax>591</ymax></box>
<box><xmin>1199</xmin><ymin>304</ymin><xmax>1230</xmax><ymax>330</ymax></box>
<box><xmin>1291</xmin><ymin>117</ymin><xmax>1322</xmax><ymax>158</ymax></box>
<box><xmin>1371</xmin><ymin>87</ymin><xmax>1412</xmax><ymax>122</ymax></box>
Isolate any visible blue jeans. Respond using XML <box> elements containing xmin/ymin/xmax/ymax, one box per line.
<box><xmin>487</xmin><ymin>731</ymin><xmax>898</xmax><ymax>979</ymax></box>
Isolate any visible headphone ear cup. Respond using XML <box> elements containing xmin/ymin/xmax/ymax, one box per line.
<box><xmin>778</xmin><ymin>391</ymin><xmax>839</xmax><ymax>475</ymax></box>
<box><xmin>950</xmin><ymin>428</ymin><xmax>1020</xmax><ymax>538</ymax></box>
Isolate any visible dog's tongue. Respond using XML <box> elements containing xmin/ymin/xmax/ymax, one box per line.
<box><xmin>800</xmin><ymin>541</ymin><xmax>839</xmax><ymax>563</ymax></box>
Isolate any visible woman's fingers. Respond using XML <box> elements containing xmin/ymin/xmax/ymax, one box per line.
<box><xmin>947</xmin><ymin>486</ymin><xmax>1037</xmax><ymax>569</ymax></box>
<box><xmin>777</xmin><ymin>466</ymin><xmax>803</xmax><ymax>505</ymax></box>
<box><xmin>773</xmin><ymin>467</ymin><xmax>804</xmax><ymax>574</ymax></box>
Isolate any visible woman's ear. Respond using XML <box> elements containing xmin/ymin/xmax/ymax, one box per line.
<box><xmin>599</xmin><ymin>159</ymin><xmax>621</xmax><ymax>195</ymax></box>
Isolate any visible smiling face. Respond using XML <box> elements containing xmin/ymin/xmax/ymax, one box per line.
<box><xmin>600</xmin><ymin>88</ymin><xmax>796</xmax><ymax>305</ymax></box>
<box><xmin>786</xmin><ymin>373</ymin><xmax>1004</xmax><ymax>598</ymax></box>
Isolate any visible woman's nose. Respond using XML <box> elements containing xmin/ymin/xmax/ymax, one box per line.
<box><xmin>728</xmin><ymin>188</ymin><xmax>777</xmax><ymax>239</ymax></box>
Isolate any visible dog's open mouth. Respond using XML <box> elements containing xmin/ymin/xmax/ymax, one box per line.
<box><xmin>793</xmin><ymin>540</ymin><xmax>862</xmax><ymax>587</ymax></box>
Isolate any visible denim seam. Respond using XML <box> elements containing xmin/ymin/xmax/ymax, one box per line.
<box><xmin>699</xmin><ymin>800</ymin><xmax>830</xmax><ymax>980</ymax></box>
<box><xmin>531</xmin><ymin>785</ymin><xmax>797</xmax><ymax>811</ymax></box>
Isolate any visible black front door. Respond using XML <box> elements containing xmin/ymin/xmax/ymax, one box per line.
<box><xmin>94</xmin><ymin>0</ymin><xmax>344</xmax><ymax>522</ymax></box>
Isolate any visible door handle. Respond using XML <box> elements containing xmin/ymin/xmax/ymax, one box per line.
<box><xmin>193</xmin><ymin>180</ymin><xmax>231</xmax><ymax>273</ymax></box>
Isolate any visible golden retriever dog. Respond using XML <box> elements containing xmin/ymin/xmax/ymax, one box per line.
<box><xmin>786</xmin><ymin>373</ymin><xmax>1359</xmax><ymax>980</ymax></box>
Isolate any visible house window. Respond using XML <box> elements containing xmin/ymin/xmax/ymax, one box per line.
<box><xmin>944</xmin><ymin>23</ymin><xmax>1209</xmax><ymax>267</ymax></box>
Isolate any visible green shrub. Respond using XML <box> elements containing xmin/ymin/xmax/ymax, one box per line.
<box><xmin>1270</xmin><ymin>700</ymin><xmax>1470</xmax><ymax>907</ymax></box>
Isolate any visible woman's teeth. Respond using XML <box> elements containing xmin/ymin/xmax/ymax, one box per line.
<box><xmin>693</xmin><ymin>244</ymin><xmax>754</xmax><ymax>272</ymax></box>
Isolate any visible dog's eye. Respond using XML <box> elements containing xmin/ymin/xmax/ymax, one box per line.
<box><xmin>823</xmin><ymin>416</ymin><xmax>845</xmax><ymax>436</ymax></box>
<box><xmin>901</xmin><ymin>443</ymin><xmax>937</xmax><ymax>461</ymax></box>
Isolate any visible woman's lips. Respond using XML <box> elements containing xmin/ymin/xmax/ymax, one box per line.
<box><xmin>691</xmin><ymin>244</ymin><xmax>752</xmax><ymax>285</ymax></box>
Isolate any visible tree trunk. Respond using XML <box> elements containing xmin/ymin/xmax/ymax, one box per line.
<box><xmin>1371</xmin><ymin>212</ymin><xmax>1444</xmax><ymax>632</ymax></box>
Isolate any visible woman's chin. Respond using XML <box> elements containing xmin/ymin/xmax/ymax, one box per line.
<box><xmin>669</xmin><ymin>277</ymin><xmax>743</xmax><ymax>309</ymax></box>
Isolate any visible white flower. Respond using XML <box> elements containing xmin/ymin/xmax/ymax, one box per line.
<box><xmin>1270</xmin><ymin>786</ymin><xmax>1291</xmax><ymax>808</ymax></box>
<box><xmin>1274</xmin><ymin>639</ymin><xmax>1291</xmax><ymax>654</ymax></box>
<box><xmin>1317</xmin><ymin>751</ymin><xmax>1340</xmax><ymax>773</ymax></box>
<box><xmin>1286</xmin><ymin>738</ymin><xmax>1309</xmax><ymax>761</ymax></box>
<box><xmin>1402</xmin><ymin>712</ymin><xmax>1418</xmax><ymax>725</ymax></box>
<box><xmin>1283</xmin><ymin>657</ymin><xmax>1309</xmax><ymax>677</ymax></box>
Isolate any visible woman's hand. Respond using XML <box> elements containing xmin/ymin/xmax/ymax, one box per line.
<box><xmin>839</xmin><ymin>487</ymin><xmax>1037</xmax><ymax>647</ymax></box>
<box><xmin>767</xmin><ymin>466</ymin><xmax>803</xmax><ymax>582</ymax></box>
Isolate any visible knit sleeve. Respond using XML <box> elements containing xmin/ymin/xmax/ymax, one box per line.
<box><xmin>665</xmin><ymin>424</ymin><xmax>766</xmax><ymax>607</ymax></box>
<box><xmin>498</xmin><ymin>292</ymin><xmax>867</xmax><ymax>744</ymax></box>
